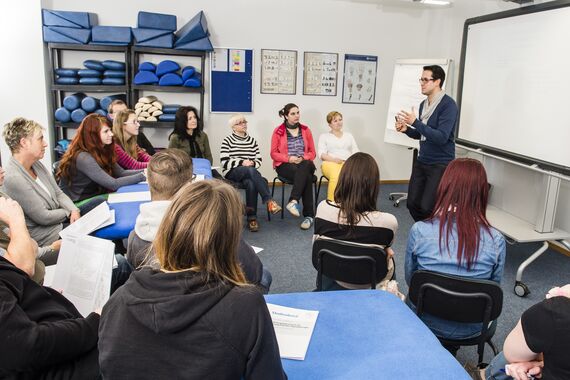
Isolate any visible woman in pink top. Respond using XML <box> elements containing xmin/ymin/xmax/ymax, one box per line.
<box><xmin>112</xmin><ymin>110</ymin><xmax>151</xmax><ymax>170</ymax></box>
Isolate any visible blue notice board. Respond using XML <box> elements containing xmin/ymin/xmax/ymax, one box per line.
<box><xmin>210</xmin><ymin>48</ymin><xmax>253</xmax><ymax>113</ymax></box>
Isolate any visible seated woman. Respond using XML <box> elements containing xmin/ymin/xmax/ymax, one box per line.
<box><xmin>2</xmin><ymin>118</ymin><xmax>81</xmax><ymax>252</ymax></box>
<box><xmin>314</xmin><ymin>152</ymin><xmax>398</xmax><ymax>290</ymax></box>
<box><xmin>99</xmin><ymin>180</ymin><xmax>287</xmax><ymax>379</ymax></box>
<box><xmin>57</xmin><ymin>114</ymin><xmax>146</xmax><ymax>203</ymax></box>
<box><xmin>112</xmin><ymin>109</ymin><xmax>151</xmax><ymax>169</ymax></box>
<box><xmin>107</xmin><ymin>99</ymin><xmax>156</xmax><ymax>155</ymax></box>
<box><xmin>405</xmin><ymin>158</ymin><xmax>506</xmax><ymax>346</ymax></box>
<box><xmin>271</xmin><ymin>103</ymin><xmax>317</xmax><ymax>230</ymax></box>
<box><xmin>168</xmin><ymin>106</ymin><xmax>222</xmax><ymax>178</ymax></box>
<box><xmin>318</xmin><ymin>111</ymin><xmax>359</xmax><ymax>201</ymax></box>
<box><xmin>221</xmin><ymin>114</ymin><xmax>281</xmax><ymax>232</ymax></box>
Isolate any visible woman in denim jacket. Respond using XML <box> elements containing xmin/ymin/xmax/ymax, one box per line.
<box><xmin>404</xmin><ymin>158</ymin><xmax>506</xmax><ymax>349</ymax></box>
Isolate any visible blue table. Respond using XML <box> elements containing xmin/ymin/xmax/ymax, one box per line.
<box><xmin>93</xmin><ymin>158</ymin><xmax>213</xmax><ymax>240</ymax></box>
<box><xmin>265</xmin><ymin>290</ymin><xmax>470</xmax><ymax>380</ymax></box>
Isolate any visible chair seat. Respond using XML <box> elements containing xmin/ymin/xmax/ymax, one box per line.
<box><xmin>271</xmin><ymin>174</ymin><xmax>320</xmax><ymax>219</ymax></box>
<box><xmin>438</xmin><ymin>319</ymin><xmax>497</xmax><ymax>347</ymax></box>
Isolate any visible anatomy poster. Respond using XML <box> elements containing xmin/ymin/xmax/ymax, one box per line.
<box><xmin>342</xmin><ymin>54</ymin><xmax>378</xmax><ymax>104</ymax></box>
<box><xmin>303</xmin><ymin>52</ymin><xmax>338</xmax><ymax>96</ymax></box>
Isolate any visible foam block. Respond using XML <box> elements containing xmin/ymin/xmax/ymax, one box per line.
<box><xmin>142</xmin><ymin>104</ymin><xmax>152</xmax><ymax>111</ymax></box>
<box><xmin>63</xmin><ymin>93</ymin><xmax>86</xmax><ymax>111</ymax></box>
<box><xmin>79</xmin><ymin>77</ymin><xmax>102</xmax><ymax>85</ymax></box>
<box><xmin>102</xmin><ymin>78</ymin><xmax>125</xmax><ymax>85</ymax></box>
<box><xmin>162</xmin><ymin>104</ymin><xmax>180</xmax><ymax>114</ymax></box>
<box><xmin>71</xmin><ymin>109</ymin><xmax>87</xmax><ymax>123</ymax></box>
<box><xmin>55</xmin><ymin>107</ymin><xmax>71</xmax><ymax>123</ymax></box>
<box><xmin>103</xmin><ymin>70</ymin><xmax>125</xmax><ymax>78</ymax></box>
<box><xmin>134</xmin><ymin>71</ymin><xmax>159</xmax><ymax>85</ymax></box>
<box><xmin>135</xmin><ymin>34</ymin><xmax>174</xmax><ymax>48</ymax></box>
<box><xmin>151</xmin><ymin>101</ymin><xmax>163</xmax><ymax>109</ymax></box>
<box><xmin>159</xmin><ymin>73</ymin><xmax>183</xmax><ymax>86</ymax></box>
<box><xmin>132</xmin><ymin>27</ymin><xmax>172</xmax><ymax>43</ymax></box>
<box><xmin>175</xmin><ymin>11</ymin><xmax>208</xmax><ymax>45</ymax></box>
<box><xmin>56</xmin><ymin>77</ymin><xmax>79</xmax><ymax>85</ymax></box>
<box><xmin>100</xmin><ymin>94</ymin><xmax>126</xmax><ymax>112</ymax></box>
<box><xmin>137</xmin><ymin>11</ymin><xmax>177</xmax><ymax>31</ymax></box>
<box><xmin>174</xmin><ymin>36</ymin><xmax>213</xmax><ymax>51</ymax></box>
<box><xmin>102</xmin><ymin>60</ymin><xmax>126</xmax><ymax>70</ymax></box>
<box><xmin>181</xmin><ymin>66</ymin><xmax>195</xmax><ymax>81</ymax></box>
<box><xmin>183</xmin><ymin>77</ymin><xmax>201</xmax><ymax>87</ymax></box>
<box><xmin>152</xmin><ymin>110</ymin><xmax>163</xmax><ymax>117</ymax></box>
<box><xmin>94</xmin><ymin>109</ymin><xmax>108</xmax><ymax>117</ymax></box>
<box><xmin>139</xmin><ymin>62</ymin><xmax>156</xmax><ymax>72</ymax></box>
<box><xmin>91</xmin><ymin>26</ymin><xmax>132</xmax><ymax>45</ymax></box>
<box><xmin>158</xmin><ymin>113</ymin><xmax>176</xmax><ymax>121</ymax></box>
<box><xmin>156</xmin><ymin>60</ymin><xmax>180</xmax><ymax>77</ymax></box>
<box><xmin>81</xmin><ymin>96</ymin><xmax>99</xmax><ymax>112</ymax></box>
<box><xmin>42</xmin><ymin>9</ymin><xmax>96</xmax><ymax>29</ymax></box>
<box><xmin>78</xmin><ymin>69</ymin><xmax>102</xmax><ymax>78</ymax></box>
<box><xmin>146</xmin><ymin>116</ymin><xmax>158</xmax><ymax>122</ymax></box>
<box><xmin>55</xmin><ymin>68</ymin><xmax>78</xmax><ymax>77</ymax></box>
<box><xmin>43</xmin><ymin>26</ymin><xmax>91</xmax><ymax>44</ymax></box>
<box><xmin>83</xmin><ymin>60</ymin><xmax>105</xmax><ymax>71</ymax></box>
<box><xmin>139</xmin><ymin>96</ymin><xmax>158</xmax><ymax>103</ymax></box>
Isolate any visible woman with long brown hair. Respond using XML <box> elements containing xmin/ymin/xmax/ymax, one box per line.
<box><xmin>112</xmin><ymin>109</ymin><xmax>151</xmax><ymax>169</ymax></box>
<box><xmin>99</xmin><ymin>180</ymin><xmax>286</xmax><ymax>379</ymax></box>
<box><xmin>314</xmin><ymin>152</ymin><xmax>398</xmax><ymax>290</ymax></box>
<box><xmin>57</xmin><ymin>114</ymin><xmax>145</xmax><ymax>202</ymax></box>
<box><xmin>404</xmin><ymin>158</ymin><xmax>506</xmax><ymax>344</ymax></box>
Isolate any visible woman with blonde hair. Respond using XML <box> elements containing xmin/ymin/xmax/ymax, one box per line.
<box><xmin>99</xmin><ymin>180</ymin><xmax>286</xmax><ymax>379</ymax></box>
<box><xmin>112</xmin><ymin>109</ymin><xmax>151</xmax><ymax>169</ymax></box>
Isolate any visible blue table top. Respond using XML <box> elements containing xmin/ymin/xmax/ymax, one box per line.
<box><xmin>265</xmin><ymin>290</ymin><xmax>470</xmax><ymax>380</ymax></box>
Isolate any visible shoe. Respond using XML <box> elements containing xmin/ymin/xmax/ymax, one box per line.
<box><xmin>248</xmin><ymin>219</ymin><xmax>259</xmax><ymax>232</ymax></box>
<box><xmin>300</xmin><ymin>217</ymin><xmax>314</xmax><ymax>230</ymax></box>
<box><xmin>267</xmin><ymin>199</ymin><xmax>282</xmax><ymax>215</ymax></box>
<box><xmin>286</xmin><ymin>201</ymin><xmax>301</xmax><ymax>217</ymax></box>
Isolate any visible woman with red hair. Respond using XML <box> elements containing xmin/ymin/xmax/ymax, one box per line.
<box><xmin>57</xmin><ymin>114</ymin><xmax>145</xmax><ymax>202</ymax></box>
<box><xmin>404</xmin><ymin>158</ymin><xmax>506</xmax><ymax>347</ymax></box>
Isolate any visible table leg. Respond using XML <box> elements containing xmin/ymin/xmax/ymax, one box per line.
<box><xmin>514</xmin><ymin>241</ymin><xmax>549</xmax><ymax>297</ymax></box>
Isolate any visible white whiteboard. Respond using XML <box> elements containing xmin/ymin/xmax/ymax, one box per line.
<box><xmin>458</xmin><ymin>4</ymin><xmax>570</xmax><ymax>173</ymax></box>
<box><xmin>384</xmin><ymin>59</ymin><xmax>451</xmax><ymax>149</ymax></box>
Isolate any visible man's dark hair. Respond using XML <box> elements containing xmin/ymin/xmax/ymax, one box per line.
<box><xmin>423</xmin><ymin>65</ymin><xmax>445</xmax><ymax>88</ymax></box>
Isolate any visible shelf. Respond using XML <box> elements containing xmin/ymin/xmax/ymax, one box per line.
<box><xmin>131</xmin><ymin>46</ymin><xmax>206</xmax><ymax>58</ymax></box>
<box><xmin>139</xmin><ymin>121</ymin><xmax>174</xmax><ymax>129</ymax></box>
<box><xmin>52</xmin><ymin>84</ymin><xmax>128</xmax><ymax>92</ymax></box>
<box><xmin>55</xmin><ymin>122</ymin><xmax>80</xmax><ymax>129</ymax></box>
<box><xmin>48</xmin><ymin>43</ymin><xmax>129</xmax><ymax>52</ymax></box>
<box><xmin>132</xmin><ymin>85</ymin><xmax>202</xmax><ymax>93</ymax></box>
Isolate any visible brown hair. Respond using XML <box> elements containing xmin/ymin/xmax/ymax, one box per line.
<box><xmin>107</xmin><ymin>99</ymin><xmax>127</xmax><ymax>114</ymax></box>
<box><xmin>153</xmin><ymin>180</ymin><xmax>248</xmax><ymax>286</ymax></box>
<box><xmin>112</xmin><ymin>109</ymin><xmax>138</xmax><ymax>159</ymax></box>
<box><xmin>326</xmin><ymin>111</ymin><xmax>342</xmax><ymax>124</ymax></box>
<box><xmin>147</xmin><ymin>149</ymin><xmax>194</xmax><ymax>200</ymax></box>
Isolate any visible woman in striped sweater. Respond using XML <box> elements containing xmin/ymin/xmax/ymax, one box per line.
<box><xmin>220</xmin><ymin>114</ymin><xmax>281</xmax><ymax>232</ymax></box>
<box><xmin>112</xmin><ymin>110</ymin><xmax>151</xmax><ymax>170</ymax></box>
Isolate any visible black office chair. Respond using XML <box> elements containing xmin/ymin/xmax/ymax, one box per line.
<box><xmin>408</xmin><ymin>270</ymin><xmax>503</xmax><ymax>364</ymax></box>
<box><xmin>271</xmin><ymin>174</ymin><xmax>319</xmax><ymax>219</ymax></box>
<box><xmin>316</xmin><ymin>174</ymin><xmax>329</xmax><ymax>201</ymax></box>
<box><xmin>312</xmin><ymin>238</ymin><xmax>392</xmax><ymax>291</ymax></box>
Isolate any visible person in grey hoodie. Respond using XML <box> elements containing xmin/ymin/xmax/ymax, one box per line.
<box><xmin>99</xmin><ymin>180</ymin><xmax>286</xmax><ymax>380</ymax></box>
<box><xmin>126</xmin><ymin>149</ymin><xmax>272</xmax><ymax>292</ymax></box>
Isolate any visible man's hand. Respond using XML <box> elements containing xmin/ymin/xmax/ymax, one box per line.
<box><xmin>69</xmin><ymin>210</ymin><xmax>81</xmax><ymax>224</ymax></box>
<box><xmin>397</xmin><ymin>106</ymin><xmax>417</xmax><ymax>126</ymax></box>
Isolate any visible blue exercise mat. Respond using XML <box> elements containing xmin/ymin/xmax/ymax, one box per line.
<box><xmin>79</xmin><ymin>77</ymin><xmax>102</xmax><ymax>85</ymax></box>
<box><xmin>102</xmin><ymin>60</ymin><xmax>126</xmax><ymax>70</ymax></box>
<box><xmin>56</xmin><ymin>77</ymin><xmax>79</xmax><ymax>85</ymax></box>
<box><xmin>42</xmin><ymin>9</ymin><xmax>96</xmax><ymax>29</ymax></box>
<box><xmin>158</xmin><ymin>113</ymin><xmax>176</xmax><ymax>121</ymax></box>
<box><xmin>102</xmin><ymin>77</ymin><xmax>125</xmax><ymax>85</ymax></box>
<box><xmin>135</xmin><ymin>34</ymin><xmax>173</xmax><ymax>48</ymax></box>
<box><xmin>132</xmin><ymin>27</ymin><xmax>172</xmax><ymax>42</ymax></box>
<box><xmin>91</xmin><ymin>26</ymin><xmax>132</xmax><ymax>45</ymax></box>
<box><xmin>78</xmin><ymin>69</ymin><xmax>102</xmax><ymax>78</ymax></box>
<box><xmin>137</xmin><ymin>11</ymin><xmax>177</xmax><ymax>31</ymax></box>
<box><xmin>103</xmin><ymin>70</ymin><xmax>126</xmax><ymax>78</ymax></box>
<box><xmin>83</xmin><ymin>60</ymin><xmax>105</xmax><ymax>71</ymax></box>
<box><xmin>175</xmin><ymin>11</ymin><xmax>208</xmax><ymax>45</ymax></box>
<box><xmin>156</xmin><ymin>60</ymin><xmax>180</xmax><ymax>77</ymax></box>
<box><xmin>162</xmin><ymin>104</ymin><xmax>180</xmax><ymax>114</ymax></box>
<box><xmin>174</xmin><ymin>36</ymin><xmax>213</xmax><ymax>51</ymax></box>
<box><xmin>55</xmin><ymin>68</ymin><xmax>78</xmax><ymax>77</ymax></box>
<box><xmin>55</xmin><ymin>107</ymin><xmax>71</xmax><ymax>123</ymax></box>
<box><xmin>43</xmin><ymin>26</ymin><xmax>91</xmax><ymax>44</ymax></box>
<box><xmin>81</xmin><ymin>97</ymin><xmax>99</xmax><ymax>112</ymax></box>
<box><xmin>71</xmin><ymin>109</ymin><xmax>87</xmax><ymax>123</ymax></box>
<box><xmin>63</xmin><ymin>93</ymin><xmax>86</xmax><ymax>111</ymax></box>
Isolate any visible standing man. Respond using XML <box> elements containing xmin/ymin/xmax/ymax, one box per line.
<box><xmin>396</xmin><ymin>65</ymin><xmax>458</xmax><ymax>221</ymax></box>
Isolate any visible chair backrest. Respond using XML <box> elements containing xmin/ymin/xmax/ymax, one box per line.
<box><xmin>312</xmin><ymin>238</ymin><xmax>389</xmax><ymax>289</ymax></box>
<box><xmin>408</xmin><ymin>270</ymin><xmax>503</xmax><ymax>324</ymax></box>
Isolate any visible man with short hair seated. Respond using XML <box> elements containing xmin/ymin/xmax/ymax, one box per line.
<box><xmin>126</xmin><ymin>149</ymin><xmax>272</xmax><ymax>293</ymax></box>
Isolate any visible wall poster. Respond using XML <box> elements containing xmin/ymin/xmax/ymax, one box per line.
<box><xmin>260</xmin><ymin>49</ymin><xmax>297</xmax><ymax>94</ymax></box>
<box><xmin>303</xmin><ymin>52</ymin><xmax>338</xmax><ymax>96</ymax></box>
<box><xmin>342</xmin><ymin>54</ymin><xmax>378</xmax><ymax>104</ymax></box>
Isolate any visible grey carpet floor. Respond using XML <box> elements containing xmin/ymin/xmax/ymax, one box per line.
<box><xmin>241</xmin><ymin>183</ymin><xmax>570</xmax><ymax>366</ymax></box>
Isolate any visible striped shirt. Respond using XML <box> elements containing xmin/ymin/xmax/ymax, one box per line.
<box><xmin>287</xmin><ymin>130</ymin><xmax>305</xmax><ymax>157</ymax></box>
<box><xmin>220</xmin><ymin>132</ymin><xmax>262</xmax><ymax>174</ymax></box>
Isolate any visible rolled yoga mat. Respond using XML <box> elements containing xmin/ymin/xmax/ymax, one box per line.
<box><xmin>63</xmin><ymin>93</ymin><xmax>86</xmax><ymax>111</ymax></box>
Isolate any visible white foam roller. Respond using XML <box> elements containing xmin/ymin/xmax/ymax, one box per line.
<box><xmin>151</xmin><ymin>101</ymin><xmax>163</xmax><ymax>109</ymax></box>
<box><xmin>142</xmin><ymin>104</ymin><xmax>152</xmax><ymax>111</ymax></box>
<box><xmin>146</xmin><ymin>116</ymin><xmax>158</xmax><ymax>122</ymax></box>
<box><xmin>135</xmin><ymin>102</ymin><xmax>144</xmax><ymax>109</ymax></box>
<box><xmin>152</xmin><ymin>110</ymin><xmax>163</xmax><ymax>116</ymax></box>
<box><xmin>139</xmin><ymin>111</ymin><xmax>150</xmax><ymax>117</ymax></box>
<box><xmin>148</xmin><ymin>106</ymin><xmax>158</xmax><ymax>113</ymax></box>
<box><xmin>137</xmin><ymin>116</ymin><xmax>147</xmax><ymax>121</ymax></box>
<box><xmin>139</xmin><ymin>96</ymin><xmax>158</xmax><ymax>104</ymax></box>
<box><xmin>135</xmin><ymin>108</ymin><xmax>142</xmax><ymax>115</ymax></box>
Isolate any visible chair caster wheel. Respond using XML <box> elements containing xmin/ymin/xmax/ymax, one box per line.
<box><xmin>514</xmin><ymin>281</ymin><xmax>530</xmax><ymax>297</ymax></box>
<box><xmin>389</xmin><ymin>195</ymin><xmax>396</xmax><ymax>201</ymax></box>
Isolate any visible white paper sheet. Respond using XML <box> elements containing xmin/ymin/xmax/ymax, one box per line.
<box><xmin>51</xmin><ymin>234</ymin><xmax>115</xmax><ymax>317</ymax></box>
<box><xmin>107</xmin><ymin>191</ymin><xmax>151</xmax><ymax>204</ymax></box>
<box><xmin>252</xmin><ymin>246</ymin><xmax>264</xmax><ymax>254</ymax></box>
<box><xmin>59</xmin><ymin>202</ymin><xmax>113</xmax><ymax>238</ymax></box>
<box><xmin>267</xmin><ymin>303</ymin><xmax>319</xmax><ymax>360</ymax></box>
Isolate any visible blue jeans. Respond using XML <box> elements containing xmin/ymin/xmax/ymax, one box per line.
<box><xmin>485</xmin><ymin>352</ymin><xmax>510</xmax><ymax>380</ymax></box>
<box><xmin>226</xmin><ymin>166</ymin><xmax>271</xmax><ymax>219</ymax></box>
<box><xmin>111</xmin><ymin>254</ymin><xmax>133</xmax><ymax>294</ymax></box>
<box><xmin>259</xmin><ymin>268</ymin><xmax>272</xmax><ymax>294</ymax></box>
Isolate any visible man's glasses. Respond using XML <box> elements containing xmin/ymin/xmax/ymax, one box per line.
<box><xmin>419</xmin><ymin>78</ymin><xmax>435</xmax><ymax>84</ymax></box>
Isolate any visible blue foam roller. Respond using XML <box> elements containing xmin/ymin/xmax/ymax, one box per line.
<box><xmin>94</xmin><ymin>109</ymin><xmax>108</xmax><ymax>117</ymax></box>
<box><xmin>42</xmin><ymin>9</ymin><xmax>96</xmax><ymax>29</ymax></box>
<box><xmin>133</xmin><ymin>27</ymin><xmax>171</xmax><ymax>43</ymax></box>
<box><xmin>181</xmin><ymin>66</ymin><xmax>195</xmax><ymax>81</ymax></box>
<box><xmin>56</xmin><ymin>77</ymin><xmax>79</xmax><ymax>85</ymax></box>
<box><xmin>102</xmin><ymin>77</ymin><xmax>125</xmax><ymax>85</ymax></box>
<box><xmin>156</xmin><ymin>60</ymin><xmax>180</xmax><ymax>77</ymax></box>
<box><xmin>100</xmin><ymin>94</ymin><xmax>126</xmax><ymax>111</ymax></box>
<box><xmin>91</xmin><ymin>26</ymin><xmax>132</xmax><ymax>45</ymax></box>
<box><xmin>101</xmin><ymin>60</ymin><xmax>126</xmax><ymax>70</ymax></box>
<box><xmin>134</xmin><ymin>71</ymin><xmax>159</xmax><ymax>85</ymax></box>
<box><xmin>136</xmin><ymin>34</ymin><xmax>174</xmax><ymax>48</ymax></box>
<box><xmin>175</xmin><ymin>11</ymin><xmax>208</xmax><ymax>45</ymax></box>
<box><xmin>78</xmin><ymin>69</ymin><xmax>102</xmax><ymax>78</ymax></box>
<box><xmin>54</xmin><ymin>107</ymin><xmax>71</xmax><ymax>123</ymax></box>
<box><xmin>137</xmin><ymin>11</ymin><xmax>177</xmax><ymax>31</ymax></box>
<box><xmin>43</xmin><ymin>26</ymin><xmax>91</xmax><ymax>44</ymax></box>
<box><xmin>139</xmin><ymin>62</ymin><xmax>156</xmax><ymax>72</ymax></box>
<box><xmin>79</xmin><ymin>77</ymin><xmax>102</xmax><ymax>85</ymax></box>
<box><xmin>183</xmin><ymin>77</ymin><xmax>201</xmax><ymax>87</ymax></box>
<box><xmin>81</xmin><ymin>96</ymin><xmax>99</xmax><ymax>112</ymax></box>
<box><xmin>159</xmin><ymin>73</ymin><xmax>183</xmax><ymax>86</ymax></box>
<box><xmin>55</xmin><ymin>68</ymin><xmax>78</xmax><ymax>77</ymax></box>
<box><xmin>174</xmin><ymin>36</ymin><xmax>213</xmax><ymax>51</ymax></box>
<box><xmin>158</xmin><ymin>113</ymin><xmax>176</xmax><ymax>121</ymax></box>
<box><xmin>71</xmin><ymin>109</ymin><xmax>87</xmax><ymax>123</ymax></box>
<box><xmin>103</xmin><ymin>70</ymin><xmax>125</xmax><ymax>78</ymax></box>
<box><xmin>63</xmin><ymin>93</ymin><xmax>86</xmax><ymax>111</ymax></box>
<box><xmin>83</xmin><ymin>59</ymin><xmax>104</xmax><ymax>70</ymax></box>
<box><xmin>162</xmin><ymin>104</ymin><xmax>181</xmax><ymax>114</ymax></box>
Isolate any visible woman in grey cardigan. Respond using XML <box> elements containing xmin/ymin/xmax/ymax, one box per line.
<box><xmin>2</xmin><ymin>118</ymin><xmax>83</xmax><ymax>256</ymax></box>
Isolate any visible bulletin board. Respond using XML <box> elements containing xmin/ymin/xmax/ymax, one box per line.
<box><xmin>210</xmin><ymin>48</ymin><xmax>253</xmax><ymax>113</ymax></box>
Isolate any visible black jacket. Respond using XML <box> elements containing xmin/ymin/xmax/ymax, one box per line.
<box><xmin>99</xmin><ymin>268</ymin><xmax>286</xmax><ymax>379</ymax></box>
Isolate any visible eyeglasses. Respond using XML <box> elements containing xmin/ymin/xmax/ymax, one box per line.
<box><xmin>126</xmin><ymin>120</ymin><xmax>140</xmax><ymax>126</ymax></box>
<box><xmin>419</xmin><ymin>77</ymin><xmax>435</xmax><ymax>84</ymax></box>
<box><xmin>235</xmin><ymin>120</ymin><xmax>248</xmax><ymax>126</ymax></box>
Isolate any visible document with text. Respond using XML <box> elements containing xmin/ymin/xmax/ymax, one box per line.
<box><xmin>266</xmin><ymin>303</ymin><xmax>319</xmax><ymax>360</ymax></box>
<box><xmin>59</xmin><ymin>201</ymin><xmax>114</xmax><ymax>238</ymax></box>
